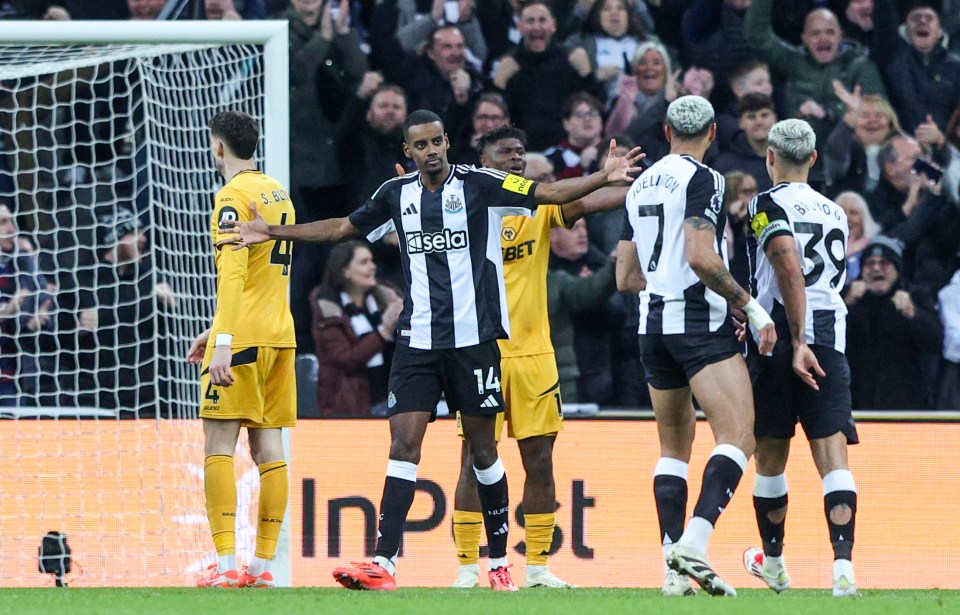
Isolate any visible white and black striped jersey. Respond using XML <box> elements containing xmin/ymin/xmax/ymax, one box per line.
<box><xmin>748</xmin><ymin>182</ymin><xmax>848</xmax><ymax>354</ymax></box>
<box><xmin>348</xmin><ymin>165</ymin><xmax>538</xmax><ymax>350</ymax></box>
<box><xmin>622</xmin><ymin>154</ymin><xmax>728</xmax><ymax>334</ymax></box>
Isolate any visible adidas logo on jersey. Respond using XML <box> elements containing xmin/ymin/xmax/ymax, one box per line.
<box><xmin>403</xmin><ymin>203</ymin><xmax>418</xmax><ymax>215</ymax></box>
<box><xmin>480</xmin><ymin>395</ymin><xmax>499</xmax><ymax>408</ymax></box>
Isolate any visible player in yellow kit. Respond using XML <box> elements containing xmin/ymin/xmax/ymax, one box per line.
<box><xmin>451</xmin><ymin>126</ymin><xmax>634</xmax><ymax>588</ymax></box>
<box><xmin>186</xmin><ymin>110</ymin><xmax>296</xmax><ymax>589</ymax></box>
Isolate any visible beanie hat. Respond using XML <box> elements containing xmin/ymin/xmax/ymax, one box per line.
<box><xmin>860</xmin><ymin>235</ymin><xmax>904</xmax><ymax>275</ymax></box>
<box><xmin>97</xmin><ymin>207</ymin><xmax>139</xmax><ymax>251</ymax></box>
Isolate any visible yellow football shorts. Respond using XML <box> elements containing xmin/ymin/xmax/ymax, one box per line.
<box><xmin>457</xmin><ymin>353</ymin><xmax>563</xmax><ymax>441</ymax></box>
<box><xmin>199</xmin><ymin>346</ymin><xmax>296</xmax><ymax>428</ymax></box>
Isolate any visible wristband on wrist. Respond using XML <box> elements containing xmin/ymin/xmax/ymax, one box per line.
<box><xmin>215</xmin><ymin>333</ymin><xmax>233</xmax><ymax>347</ymax></box>
<box><xmin>743</xmin><ymin>298</ymin><xmax>773</xmax><ymax>329</ymax></box>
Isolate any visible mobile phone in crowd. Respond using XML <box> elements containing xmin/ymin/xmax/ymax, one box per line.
<box><xmin>912</xmin><ymin>158</ymin><xmax>943</xmax><ymax>185</ymax></box>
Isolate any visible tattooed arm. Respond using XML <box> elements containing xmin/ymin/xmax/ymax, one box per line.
<box><xmin>683</xmin><ymin>216</ymin><xmax>751</xmax><ymax>307</ymax></box>
<box><xmin>765</xmin><ymin>234</ymin><xmax>825</xmax><ymax>389</ymax></box>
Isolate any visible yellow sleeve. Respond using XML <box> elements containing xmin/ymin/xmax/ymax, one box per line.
<box><xmin>546</xmin><ymin>204</ymin><xmax>569</xmax><ymax>229</ymax></box>
<box><xmin>210</xmin><ymin>189</ymin><xmax>253</xmax><ymax>338</ymax></box>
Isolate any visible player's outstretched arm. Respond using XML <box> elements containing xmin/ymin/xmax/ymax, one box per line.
<box><xmin>560</xmin><ymin>186</ymin><xmax>630</xmax><ymax>223</ymax></box>
<box><xmin>765</xmin><ymin>234</ymin><xmax>825</xmax><ymax>389</ymax></box>
<box><xmin>218</xmin><ymin>202</ymin><xmax>359</xmax><ymax>249</ymax></box>
<box><xmin>535</xmin><ymin>139</ymin><xmax>644</xmax><ymax>205</ymax></box>
<box><xmin>616</xmin><ymin>240</ymin><xmax>646</xmax><ymax>294</ymax></box>
<box><xmin>683</xmin><ymin>216</ymin><xmax>777</xmax><ymax>353</ymax></box>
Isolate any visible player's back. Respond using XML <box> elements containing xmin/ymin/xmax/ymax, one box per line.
<box><xmin>624</xmin><ymin>154</ymin><xmax>728</xmax><ymax>335</ymax></box>
<box><xmin>210</xmin><ymin>170</ymin><xmax>296</xmax><ymax>349</ymax></box>
<box><xmin>498</xmin><ymin>205</ymin><xmax>565</xmax><ymax>357</ymax></box>
<box><xmin>749</xmin><ymin>181</ymin><xmax>848</xmax><ymax>353</ymax></box>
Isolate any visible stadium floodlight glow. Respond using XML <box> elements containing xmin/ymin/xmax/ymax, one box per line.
<box><xmin>0</xmin><ymin>20</ymin><xmax>290</xmax><ymax>587</ymax></box>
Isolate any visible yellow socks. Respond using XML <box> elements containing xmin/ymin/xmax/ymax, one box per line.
<box><xmin>453</xmin><ymin>510</ymin><xmax>483</xmax><ymax>566</ymax></box>
<box><xmin>255</xmin><ymin>461</ymin><xmax>288</xmax><ymax>560</ymax></box>
<box><xmin>524</xmin><ymin>513</ymin><xmax>555</xmax><ymax>566</ymax></box>
<box><xmin>204</xmin><ymin>455</ymin><xmax>237</xmax><ymax>556</ymax></box>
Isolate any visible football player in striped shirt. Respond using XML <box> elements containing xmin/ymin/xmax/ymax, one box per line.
<box><xmin>449</xmin><ymin>126</ymin><xmax>632</xmax><ymax>589</ymax></box>
<box><xmin>221</xmin><ymin>110</ymin><xmax>644</xmax><ymax>591</ymax></box>
<box><xmin>742</xmin><ymin>119</ymin><xmax>860</xmax><ymax>597</ymax></box>
<box><xmin>618</xmin><ymin>96</ymin><xmax>776</xmax><ymax>597</ymax></box>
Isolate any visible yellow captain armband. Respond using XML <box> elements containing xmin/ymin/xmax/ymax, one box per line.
<box><xmin>502</xmin><ymin>173</ymin><xmax>533</xmax><ymax>195</ymax></box>
<box><xmin>750</xmin><ymin>212</ymin><xmax>769</xmax><ymax>237</ymax></box>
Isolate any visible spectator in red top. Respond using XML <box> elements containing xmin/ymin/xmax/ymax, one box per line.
<box><xmin>544</xmin><ymin>92</ymin><xmax>605</xmax><ymax>180</ymax></box>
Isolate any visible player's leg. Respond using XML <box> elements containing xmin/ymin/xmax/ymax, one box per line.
<box><xmin>237</xmin><ymin>347</ymin><xmax>295</xmax><ymax>588</ymax></box>
<box><xmin>453</xmin><ymin>341</ymin><xmax>516</xmax><ymax>591</ymax></box>
<box><xmin>800</xmin><ymin>347</ymin><xmax>859</xmax><ymax>597</ymax></box>
<box><xmin>745</xmin><ymin>437</ymin><xmax>791</xmax><ymax>592</ymax></box>
<box><xmin>505</xmin><ymin>354</ymin><xmax>571</xmax><ymax>588</ymax></box>
<box><xmin>639</xmin><ymin>335</ymin><xmax>698</xmax><ymax>596</ymax></box>
<box><xmin>333</xmin><ymin>345</ymin><xmax>440</xmax><ymax>591</ymax></box>
<box><xmin>649</xmin><ymin>385</ymin><xmax>697</xmax><ymax>596</ymax></box>
<box><xmin>452</xmin><ymin>436</ymin><xmax>483</xmax><ymax>588</ymax></box>
<box><xmin>744</xmin><ymin>352</ymin><xmax>794</xmax><ymax>592</ymax></box>
<box><xmin>200</xmin><ymin>417</ymin><xmax>243</xmax><ymax>587</ymax></box>
<box><xmin>198</xmin><ymin>345</ymin><xmax>265</xmax><ymax>588</ymax></box>
<box><xmin>669</xmin><ymin>353</ymin><xmax>754</xmax><ymax>597</ymax></box>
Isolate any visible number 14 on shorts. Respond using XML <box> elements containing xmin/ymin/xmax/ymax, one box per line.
<box><xmin>473</xmin><ymin>367</ymin><xmax>501</xmax><ymax>394</ymax></box>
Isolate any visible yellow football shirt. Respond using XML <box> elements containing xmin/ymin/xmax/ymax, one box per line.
<box><xmin>209</xmin><ymin>169</ymin><xmax>296</xmax><ymax>349</ymax></box>
<box><xmin>498</xmin><ymin>204</ymin><xmax>568</xmax><ymax>358</ymax></box>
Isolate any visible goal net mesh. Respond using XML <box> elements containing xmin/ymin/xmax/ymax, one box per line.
<box><xmin>0</xmin><ymin>41</ymin><xmax>267</xmax><ymax>586</ymax></box>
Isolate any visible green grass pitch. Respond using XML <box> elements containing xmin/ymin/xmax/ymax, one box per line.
<box><xmin>0</xmin><ymin>588</ymin><xmax>956</xmax><ymax>615</ymax></box>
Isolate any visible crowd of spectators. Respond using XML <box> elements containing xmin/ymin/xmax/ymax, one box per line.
<box><xmin>1</xmin><ymin>0</ymin><xmax>958</xmax><ymax>415</ymax></box>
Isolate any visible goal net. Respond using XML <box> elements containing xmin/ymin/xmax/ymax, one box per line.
<box><xmin>0</xmin><ymin>21</ymin><xmax>289</xmax><ymax>587</ymax></box>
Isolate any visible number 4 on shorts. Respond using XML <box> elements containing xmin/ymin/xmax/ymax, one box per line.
<box><xmin>473</xmin><ymin>367</ymin><xmax>501</xmax><ymax>394</ymax></box>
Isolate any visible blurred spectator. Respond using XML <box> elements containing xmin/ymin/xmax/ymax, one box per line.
<box><xmin>838</xmin><ymin>0</ymin><xmax>876</xmax><ymax>45</ymax></box>
<box><xmin>870</xmin><ymin>134</ymin><xmax>925</xmax><ymax>229</ymax></box>
<box><xmin>824</xmin><ymin>85</ymin><xmax>901</xmax><ymax>195</ymax></box>
<box><xmin>395</xmin><ymin>0</ymin><xmax>488</xmax><ymax>69</ymax></box>
<box><xmin>524</xmin><ymin>151</ymin><xmax>556</xmax><ymax>184</ymax></box>
<box><xmin>604</xmin><ymin>41</ymin><xmax>676</xmax><ymax>162</ymax></box>
<box><xmin>475</xmin><ymin>0</ymin><xmax>522</xmax><ymax>72</ymax></box>
<box><xmin>494</xmin><ymin>1</ymin><xmax>605</xmax><ymax>150</ymax></box>
<box><xmin>836</xmin><ymin>190</ymin><xmax>880</xmax><ymax>284</ymax></box>
<box><xmin>449</xmin><ymin>91</ymin><xmax>510</xmax><ymax>164</ymax></box>
<box><xmin>716</xmin><ymin>59</ymin><xmax>774</xmax><ymax>146</ymax></box>
<box><xmin>844</xmin><ymin>236</ymin><xmax>943</xmax><ymax>409</ymax></box>
<box><xmin>127</xmin><ymin>0</ymin><xmax>165</xmax><ymax>19</ymax></box>
<box><xmin>337</xmin><ymin>77</ymin><xmax>410</xmax><ymax>205</ymax></box>
<box><xmin>335</xmin><ymin>78</ymin><xmax>410</xmax><ymax>289</ymax></box>
<box><xmin>310</xmin><ymin>241</ymin><xmax>402</xmax><ymax>417</ymax></box>
<box><xmin>549</xmin><ymin>217</ymin><xmax>622</xmax><ymax>405</ymax></box>
<box><xmin>544</xmin><ymin>92</ymin><xmax>605</xmax><ymax>180</ymax></box>
<box><xmin>744</xmin><ymin>0</ymin><xmax>886</xmax><ymax>144</ymax></box>
<box><xmin>936</xmin><ymin>269</ymin><xmax>960</xmax><ymax>408</ymax></box>
<box><xmin>370</xmin><ymin>3</ymin><xmax>486</xmax><ymax>146</ymax></box>
<box><xmin>203</xmin><ymin>0</ymin><xmax>266</xmax><ymax>20</ymax></box>
<box><xmin>565</xmin><ymin>0</ymin><xmax>655</xmax><ymax>106</ymax></box>
<box><xmin>0</xmin><ymin>204</ymin><xmax>54</xmax><ymax>407</ymax></box>
<box><xmin>940</xmin><ymin>103</ymin><xmax>960</xmax><ymax>204</ymax></box>
<box><xmin>681</xmin><ymin>0</ymin><xmax>757</xmax><ymax>87</ymax></box>
<box><xmin>58</xmin><ymin>208</ymin><xmax>174</xmax><ymax>415</ymax></box>
<box><xmin>723</xmin><ymin>170</ymin><xmax>758</xmax><ymax>290</ymax></box>
<box><xmin>714</xmin><ymin>92</ymin><xmax>778</xmax><ymax>191</ymax></box>
<box><xmin>871</xmin><ymin>0</ymin><xmax>960</xmax><ymax>134</ymax></box>
<box><xmin>281</xmin><ymin>0</ymin><xmax>367</xmax><ymax>353</ymax></box>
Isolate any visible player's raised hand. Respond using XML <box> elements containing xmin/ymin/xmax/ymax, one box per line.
<box><xmin>186</xmin><ymin>328</ymin><xmax>211</xmax><ymax>364</ymax></box>
<box><xmin>602</xmin><ymin>139</ymin><xmax>645</xmax><ymax>183</ymax></box>
<box><xmin>395</xmin><ymin>163</ymin><xmax>406</xmax><ymax>177</ymax></box>
<box><xmin>217</xmin><ymin>201</ymin><xmax>270</xmax><ymax>250</ymax></box>
<box><xmin>792</xmin><ymin>343</ymin><xmax>826</xmax><ymax>390</ymax></box>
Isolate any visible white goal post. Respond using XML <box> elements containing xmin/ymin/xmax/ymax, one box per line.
<box><xmin>0</xmin><ymin>21</ymin><xmax>291</xmax><ymax>587</ymax></box>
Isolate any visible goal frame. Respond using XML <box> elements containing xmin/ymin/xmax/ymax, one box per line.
<box><xmin>0</xmin><ymin>20</ymin><xmax>293</xmax><ymax>587</ymax></box>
